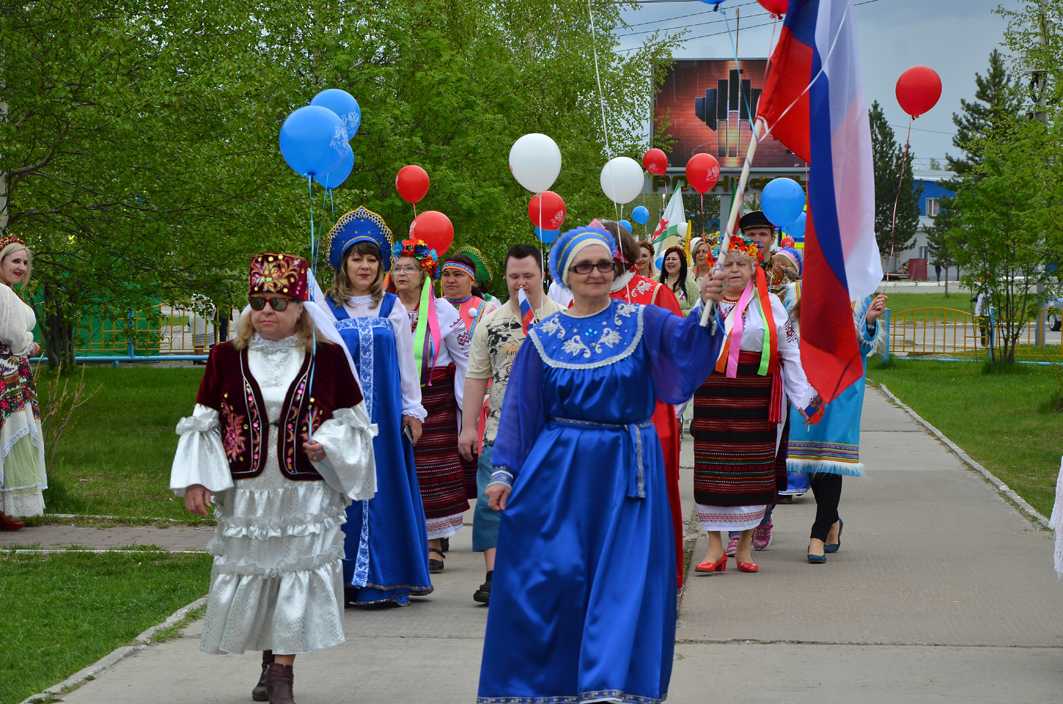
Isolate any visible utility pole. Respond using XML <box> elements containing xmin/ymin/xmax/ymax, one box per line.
<box><xmin>1033</xmin><ymin>0</ymin><xmax>1049</xmax><ymax>348</ymax></box>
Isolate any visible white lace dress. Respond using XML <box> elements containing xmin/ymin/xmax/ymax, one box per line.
<box><xmin>0</xmin><ymin>283</ymin><xmax>46</xmax><ymax>518</ymax></box>
<box><xmin>171</xmin><ymin>334</ymin><xmax>377</xmax><ymax>655</ymax></box>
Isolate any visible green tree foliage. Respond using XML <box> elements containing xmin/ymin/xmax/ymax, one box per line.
<box><xmin>1</xmin><ymin>0</ymin><xmax>677</xmax><ymax>363</ymax></box>
<box><xmin>945</xmin><ymin>117</ymin><xmax>1057</xmax><ymax>362</ymax></box>
<box><xmin>868</xmin><ymin>100</ymin><xmax>922</xmax><ymax>265</ymax></box>
<box><xmin>946</xmin><ymin>49</ymin><xmax>1024</xmax><ymax>176</ymax></box>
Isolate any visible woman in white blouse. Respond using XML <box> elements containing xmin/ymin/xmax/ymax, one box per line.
<box><xmin>0</xmin><ymin>237</ymin><xmax>45</xmax><ymax>531</ymax></box>
<box><xmin>690</xmin><ymin>235</ymin><xmax>817</xmax><ymax>575</ymax></box>
<box><xmin>391</xmin><ymin>238</ymin><xmax>471</xmax><ymax>573</ymax></box>
<box><xmin>170</xmin><ymin>252</ymin><xmax>377</xmax><ymax>704</ymax></box>
<box><xmin>318</xmin><ymin>206</ymin><xmax>434</xmax><ymax>607</ymax></box>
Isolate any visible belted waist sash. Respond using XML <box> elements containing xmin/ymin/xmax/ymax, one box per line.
<box><xmin>547</xmin><ymin>417</ymin><xmax>655</xmax><ymax>499</ymax></box>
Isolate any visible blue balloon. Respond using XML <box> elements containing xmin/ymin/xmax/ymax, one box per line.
<box><xmin>761</xmin><ymin>178</ymin><xmax>806</xmax><ymax>228</ymax></box>
<box><xmin>655</xmin><ymin>256</ymin><xmax>664</xmax><ymax>271</ymax></box>
<box><xmin>632</xmin><ymin>206</ymin><xmax>650</xmax><ymax>225</ymax></box>
<box><xmin>782</xmin><ymin>211</ymin><xmax>806</xmax><ymax>241</ymax></box>
<box><xmin>310</xmin><ymin>89</ymin><xmax>362</xmax><ymax>140</ymax></box>
<box><xmin>619</xmin><ymin>220</ymin><xmax>632</xmax><ymax>233</ymax></box>
<box><xmin>314</xmin><ymin>143</ymin><xmax>354</xmax><ymax>190</ymax></box>
<box><xmin>279</xmin><ymin>106</ymin><xmax>347</xmax><ymax>178</ymax></box>
<box><xmin>535</xmin><ymin>226</ymin><xmax>559</xmax><ymax>244</ymax></box>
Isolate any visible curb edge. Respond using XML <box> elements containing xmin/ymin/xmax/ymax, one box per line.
<box><xmin>877</xmin><ymin>384</ymin><xmax>1050</xmax><ymax>530</ymax></box>
<box><xmin>17</xmin><ymin>596</ymin><xmax>207</xmax><ymax>704</ymax></box>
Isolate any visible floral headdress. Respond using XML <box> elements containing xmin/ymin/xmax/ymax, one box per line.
<box><xmin>712</xmin><ymin>233</ymin><xmax>763</xmax><ymax>265</ymax></box>
<box><xmin>0</xmin><ymin>235</ymin><xmax>25</xmax><ymax>252</ymax></box>
<box><xmin>391</xmin><ymin>238</ymin><xmax>440</xmax><ymax>280</ymax></box>
<box><xmin>248</xmin><ymin>253</ymin><xmax>310</xmax><ymax>301</ymax></box>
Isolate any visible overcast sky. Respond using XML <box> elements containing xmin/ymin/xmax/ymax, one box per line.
<box><xmin>616</xmin><ymin>0</ymin><xmax>1023</xmax><ymax>170</ymax></box>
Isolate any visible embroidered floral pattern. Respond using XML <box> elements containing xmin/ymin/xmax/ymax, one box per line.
<box><xmin>561</xmin><ymin>336</ymin><xmax>591</xmax><ymax>358</ymax></box>
<box><xmin>222</xmin><ymin>403</ymin><xmax>248</xmax><ymax>462</ymax></box>
<box><xmin>536</xmin><ymin>316</ymin><xmax>565</xmax><ymax>339</ymax></box>
<box><xmin>630</xmin><ymin>278</ymin><xmax>654</xmax><ymax>298</ymax></box>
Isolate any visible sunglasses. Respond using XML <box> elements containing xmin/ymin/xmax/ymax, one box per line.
<box><xmin>249</xmin><ymin>297</ymin><xmax>297</xmax><ymax>311</ymax></box>
<box><xmin>568</xmin><ymin>260</ymin><xmax>614</xmax><ymax>275</ymax></box>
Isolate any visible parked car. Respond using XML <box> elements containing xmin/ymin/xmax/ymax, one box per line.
<box><xmin>1047</xmin><ymin>298</ymin><xmax>1062</xmax><ymax>332</ymax></box>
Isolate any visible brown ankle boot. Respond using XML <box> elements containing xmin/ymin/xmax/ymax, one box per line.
<box><xmin>266</xmin><ymin>663</ymin><xmax>295</xmax><ymax>704</ymax></box>
<box><xmin>252</xmin><ymin>651</ymin><xmax>273</xmax><ymax>701</ymax></box>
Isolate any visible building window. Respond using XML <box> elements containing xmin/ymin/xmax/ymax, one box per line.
<box><xmin>926</xmin><ymin>198</ymin><xmax>939</xmax><ymax>217</ymax></box>
<box><xmin>919</xmin><ymin>246</ymin><xmax>929</xmax><ymax>259</ymax></box>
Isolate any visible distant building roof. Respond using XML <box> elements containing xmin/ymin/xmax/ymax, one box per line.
<box><xmin>912</xmin><ymin>169</ymin><xmax>957</xmax><ymax>182</ymax></box>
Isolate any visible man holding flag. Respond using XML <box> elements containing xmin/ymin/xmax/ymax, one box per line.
<box><xmin>459</xmin><ymin>244</ymin><xmax>563</xmax><ymax>605</ymax></box>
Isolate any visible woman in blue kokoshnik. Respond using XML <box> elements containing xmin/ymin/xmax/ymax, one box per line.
<box><xmin>315</xmin><ymin>206</ymin><xmax>433</xmax><ymax>606</ymax></box>
<box><xmin>477</xmin><ymin>225</ymin><xmax>727</xmax><ymax>704</ymax></box>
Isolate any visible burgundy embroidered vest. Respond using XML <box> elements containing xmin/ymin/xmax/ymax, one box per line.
<box><xmin>195</xmin><ymin>341</ymin><xmax>363</xmax><ymax>482</ymax></box>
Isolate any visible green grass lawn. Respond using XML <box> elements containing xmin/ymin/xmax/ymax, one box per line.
<box><xmin>41</xmin><ymin>365</ymin><xmax>206</xmax><ymax>522</ymax></box>
<box><xmin>883</xmin><ymin>291</ymin><xmax>975</xmax><ymax>314</ymax></box>
<box><xmin>0</xmin><ymin>551</ymin><xmax>211</xmax><ymax>704</ymax></box>
<box><xmin>867</xmin><ymin>357</ymin><xmax>1063</xmax><ymax>517</ymax></box>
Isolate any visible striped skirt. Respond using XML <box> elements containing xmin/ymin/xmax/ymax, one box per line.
<box><xmin>692</xmin><ymin>351</ymin><xmax>783</xmax><ymax>508</ymax></box>
<box><xmin>415</xmin><ymin>365</ymin><xmax>470</xmax><ymax>539</ymax></box>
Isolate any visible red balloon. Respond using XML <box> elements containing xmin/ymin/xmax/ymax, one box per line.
<box><xmin>409</xmin><ymin>211</ymin><xmax>454</xmax><ymax>255</ymax></box>
<box><xmin>396</xmin><ymin>165</ymin><xmax>430</xmax><ymax>203</ymax></box>
<box><xmin>527</xmin><ymin>191</ymin><xmax>567</xmax><ymax>230</ymax></box>
<box><xmin>685</xmin><ymin>153</ymin><xmax>721</xmax><ymax>194</ymax></box>
<box><xmin>780</xmin><ymin>236</ymin><xmax>796</xmax><ymax>248</ymax></box>
<box><xmin>896</xmin><ymin>66</ymin><xmax>942</xmax><ymax>118</ymax></box>
<box><xmin>757</xmin><ymin>0</ymin><xmax>788</xmax><ymax>16</ymax></box>
<box><xmin>643</xmin><ymin>148</ymin><xmax>668</xmax><ymax>176</ymax></box>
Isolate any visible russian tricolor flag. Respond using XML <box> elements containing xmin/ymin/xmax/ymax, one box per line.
<box><xmin>758</xmin><ymin>0</ymin><xmax>883</xmax><ymax>402</ymax></box>
<box><xmin>517</xmin><ymin>286</ymin><xmax>535</xmax><ymax>335</ymax></box>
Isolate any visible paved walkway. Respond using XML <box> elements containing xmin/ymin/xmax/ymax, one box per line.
<box><xmin>27</xmin><ymin>389</ymin><xmax>1063</xmax><ymax>703</ymax></box>
<box><xmin>0</xmin><ymin>523</ymin><xmax>214</xmax><ymax>551</ymax></box>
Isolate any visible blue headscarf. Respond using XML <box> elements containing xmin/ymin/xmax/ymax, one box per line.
<box><xmin>549</xmin><ymin>225</ymin><xmax>616</xmax><ymax>287</ymax></box>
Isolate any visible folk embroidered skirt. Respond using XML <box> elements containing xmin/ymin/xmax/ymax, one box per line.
<box><xmin>692</xmin><ymin>351</ymin><xmax>782</xmax><ymax>508</ymax></box>
<box><xmin>414</xmin><ymin>365</ymin><xmax>470</xmax><ymax>539</ymax></box>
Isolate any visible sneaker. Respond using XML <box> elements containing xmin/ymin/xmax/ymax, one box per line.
<box><xmin>725</xmin><ymin>534</ymin><xmax>739</xmax><ymax>557</ymax></box>
<box><xmin>473</xmin><ymin>570</ymin><xmax>493</xmax><ymax>604</ymax></box>
<box><xmin>752</xmin><ymin>518</ymin><xmax>773</xmax><ymax>551</ymax></box>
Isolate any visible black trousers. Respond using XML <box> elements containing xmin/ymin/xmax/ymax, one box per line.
<box><xmin>809</xmin><ymin>473</ymin><xmax>842</xmax><ymax>542</ymax></box>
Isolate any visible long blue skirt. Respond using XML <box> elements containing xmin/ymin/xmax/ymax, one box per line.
<box><xmin>477</xmin><ymin>421</ymin><xmax>675</xmax><ymax>703</ymax></box>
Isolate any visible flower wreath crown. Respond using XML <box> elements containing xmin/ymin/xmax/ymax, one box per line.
<box><xmin>712</xmin><ymin>233</ymin><xmax>763</xmax><ymax>265</ymax></box>
<box><xmin>392</xmin><ymin>238</ymin><xmax>440</xmax><ymax>279</ymax></box>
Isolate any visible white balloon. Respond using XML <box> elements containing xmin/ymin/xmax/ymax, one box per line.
<box><xmin>678</xmin><ymin>223</ymin><xmax>689</xmax><ymax>237</ymax></box>
<box><xmin>600</xmin><ymin>157</ymin><xmax>645</xmax><ymax>204</ymax></box>
<box><xmin>509</xmin><ymin>134</ymin><xmax>562</xmax><ymax>193</ymax></box>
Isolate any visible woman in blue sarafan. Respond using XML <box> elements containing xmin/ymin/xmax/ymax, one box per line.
<box><xmin>785</xmin><ymin>290</ymin><xmax>887</xmax><ymax>563</ymax></box>
<box><xmin>477</xmin><ymin>225</ymin><xmax>727</xmax><ymax>704</ymax></box>
<box><xmin>315</xmin><ymin>206</ymin><xmax>432</xmax><ymax>605</ymax></box>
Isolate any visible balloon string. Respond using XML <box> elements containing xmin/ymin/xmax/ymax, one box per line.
<box><xmin>586</xmin><ymin>0</ymin><xmax>619</xmax><ymax>220</ymax></box>
<box><xmin>886</xmin><ymin>118</ymin><xmax>913</xmax><ymax>281</ymax></box>
<box><xmin>307</xmin><ymin>175</ymin><xmax>317</xmax><ymax>444</ymax></box>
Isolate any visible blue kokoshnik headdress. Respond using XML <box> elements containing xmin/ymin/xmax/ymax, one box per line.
<box><xmin>549</xmin><ymin>225</ymin><xmax>617</xmax><ymax>287</ymax></box>
<box><xmin>327</xmin><ymin>206</ymin><xmax>394</xmax><ymax>271</ymax></box>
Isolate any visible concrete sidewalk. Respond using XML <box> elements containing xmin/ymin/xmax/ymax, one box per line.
<box><xmin>0</xmin><ymin>522</ymin><xmax>214</xmax><ymax>552</ymax></box>
<box><xmin>34</xmin><ymin>388</ymin><xmax>1063</xmax><ymax>704</ymax></box>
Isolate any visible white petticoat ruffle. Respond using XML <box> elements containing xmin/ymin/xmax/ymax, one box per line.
<box><xmin>697</xmin><ymin>503</ymin><xmax>768</xmax><ymax>531</ymax></box>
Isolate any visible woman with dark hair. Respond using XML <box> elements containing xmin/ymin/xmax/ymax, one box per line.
<box><xmin>442</xmin><ymin>252</ymin><xmax>500</xmax><ymax>498</ymax></box>
<box><xmin>637</xmin><ymin>241</ymin><xmax>657</xmax><ymax>278</ymax></box>
<box><xmin>172</xmin><ymin>252</ymin><xmax>377</xmax><ymax>704</ymax></box>
<box><xmin>316</xmin><ymin>206</ymin><xmax>433</xmax><ymax>607</ymax></box>
<box><xmin>658</xmin><ymin>245</ymin><xmax>699</xmax><ymax>315</ymax></box>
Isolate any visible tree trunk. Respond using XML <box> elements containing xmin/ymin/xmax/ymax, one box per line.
<box><xmin>41</xmin><ymin>284</ymin><xmax>75</xmax><ymax>368</ymax></box>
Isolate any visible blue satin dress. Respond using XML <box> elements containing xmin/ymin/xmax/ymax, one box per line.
<box><xmin>329</xmin><ymin>293</ymin><xmax>432</xmax><ymax>605</ymax></box>
<box><xmin>478</xmin><ymin>299</ymin><xmax>724</xmax><ymax>704</ymax></box>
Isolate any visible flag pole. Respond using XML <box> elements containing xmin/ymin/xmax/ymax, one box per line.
<box><xmin>701</xmin><ymin>119</ymin><xmax>764</xmax><ymax>327</ymax></box>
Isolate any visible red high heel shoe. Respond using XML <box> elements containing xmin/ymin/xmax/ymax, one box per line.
<box><xmin>0</xmin><ymin>513</ymin><xmax>24</xmax><ymax>531</ymax></box>
<box><xmin>694</xmin><ymin>554</ymin><xmax>727</xmax><ymax>573</ymax></box>
<box><xmin>736</xmin><ymin>559</ymin><xmax>758</xmax><ymax>573</ymax></box>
